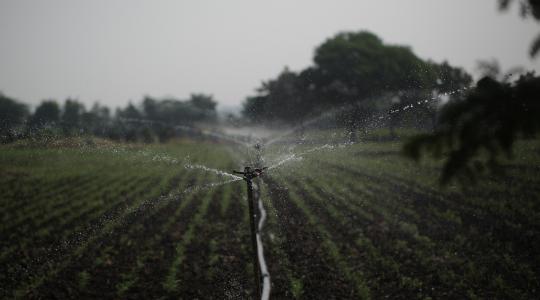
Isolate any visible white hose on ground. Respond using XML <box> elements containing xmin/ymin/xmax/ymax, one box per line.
<box><xmin>255</xmin><ymin>184</ymin><xmax>271</xmax><ymax>300</ymax></box>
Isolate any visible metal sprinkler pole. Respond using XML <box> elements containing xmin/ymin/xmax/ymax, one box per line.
<box><xmin>246</xmin><ymin>177</ymin><xmax>261</xmax><ymax>297</ymax></box>
<box><xmin>233</xmin><ymin>166</ymin><xmax>266</xmax><ymax>298</ymax></box>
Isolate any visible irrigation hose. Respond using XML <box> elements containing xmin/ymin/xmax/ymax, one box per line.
<box><xmin>256</xmin><ymin>182</ymin><xmax>271</xmax><ymax>300</ymax></box>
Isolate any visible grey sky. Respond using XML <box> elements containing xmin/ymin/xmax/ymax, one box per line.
<box><xmin>1</xmin><ymin>0</ymin><xmax>539</xmax><ymax>110</ymax></box>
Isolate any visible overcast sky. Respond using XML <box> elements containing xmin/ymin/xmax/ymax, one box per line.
<box><xmin>1</xmin><ymin>0</ymin><xmax>539</xmax><ymax>110</ymax></box>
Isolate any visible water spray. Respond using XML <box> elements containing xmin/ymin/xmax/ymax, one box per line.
<box><xmin>232</xmin><ymin>166</ymin><xmax>267</xmax><ymax>298</ymax></box>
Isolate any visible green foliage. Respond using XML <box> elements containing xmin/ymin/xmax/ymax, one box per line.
<box><xmin>30</xmin><ymin>100</ymin><xmax>61</xmax><ymax>128</ymax></box>
<box><xmin>163</xmin><ymin>189</ymin><xmax>214</xmax><ymax>293</ymax></box>
<box><xmin>242</xmin><ymin>68</ymin><xmax>306</xmax><ymax>123</ymax></box>
<box><xmin>118</xmin><ymin>94</ymin><xmax>218</xmax><ymax>143</ymax></box>
<box><xmin>242</xmin><ymin>95</ymin><xmax>267</xmax><ymax>121</ymax></box>
<box><xmin>313</xmin><ymin>31</ymin><xmax>433</xmax><ymax>99</ymax></box>
<box><xmin>430</xmin><ymin>61</ymin><xmax>473</xmax><ymax>93</ymax></box>
<box><xmin>190</xmin><ymin>93</ymin><xmax>217</xmax><ymax>116</ymax></box>
<box><xmin>403</xmin><ymin>73</ymin><xmax>540</xmax><ymax>184</ymax></box>
<box><xmin>0</xmin><ymin>93</ymin><xmax>29</xmax><ymax>143</ymax></box>
<box><xmin>4</xmin><ymin>93</ymin><xmax>219</xmax><ymax>144</ymax></box>
<box><xmin>290</xmin><ymin>278</ymin><xmax>304</xmax><ymax>299</ymax></box>
<box><xmin>77</xmin><ymin>271</ymin><xmax>91</xmax><ymax>289</ymax></box>
<box><xmin>242</xmin><ymin>31</ymin><xmax>471</xmax><ymax>128</ymax></box>
<box><xmin>61</xmin><ymin>99</ymin><xmax>86</xmax><ymax>135</ymax></box>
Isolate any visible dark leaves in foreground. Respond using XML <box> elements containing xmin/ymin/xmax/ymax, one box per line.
<box><xmin>403</xmin><ymin>73</ymin><xmax>540</xmax><ymax>184</ymax></box>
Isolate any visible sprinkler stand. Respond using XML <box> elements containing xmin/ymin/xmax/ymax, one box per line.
<box><xmin>233</xmin><ymin>166</ymin><xmax>267</xmax><ymax>298</ymax></box>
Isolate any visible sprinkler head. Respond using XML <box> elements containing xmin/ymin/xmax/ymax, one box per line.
<box><xmin>233</xmin><ymin>166</ymin><xmax>268</xmax><ymax>181</ymax></box>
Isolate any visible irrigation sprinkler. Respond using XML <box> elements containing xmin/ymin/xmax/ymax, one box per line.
<box><xmin>254</xmin><ymin>142</ymin><xmax>265</xmax><ymax>168</ymax></box>
<box><xmin>232</xmin><ymin>166</ymin><xmax>267</xmax><ymax>297</ymax></box>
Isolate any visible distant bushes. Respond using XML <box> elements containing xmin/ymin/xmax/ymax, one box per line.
<box><xmin>0</xmin><ymin>93</ymin><xmax>218</xmax><ymax>144</ymax></box>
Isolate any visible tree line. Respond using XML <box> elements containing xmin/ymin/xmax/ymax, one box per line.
<box><xmin>0</xmin><ymin>93</ymin><xmax>217</xmax><ymax>144</ymax></box>
<box><xmin>241</xmin><ymin>30</ymin><xmax>473</xmax><ymax>136</ymax></box>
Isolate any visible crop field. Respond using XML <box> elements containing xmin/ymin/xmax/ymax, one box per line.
<box><xmin>1</xmin><ymin>136</ymin><xmax>540</xmax><ymax>299</ymax></box>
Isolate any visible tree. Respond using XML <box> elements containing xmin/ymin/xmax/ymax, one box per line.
<box><xmin>142</xmin><ymin>96</ymin><xmax>159</xmax><ymax>120</ymax></box>
<box><xmin>242</xmin><ymin>95</ymin><xmax>267</xmax><ymax>122</ymax></box>
<box><xmin>82</xmin><ymin>102</ymin><xmax>110</xmax><ymax>136</ymax></box>
<box><xmin>312</xmin><ymin>31</ymin><xmax>436</xmax><ymax>104</ymax></box>
<box><xmin>403</xmin><ymin>73</ymin><xmax>540</xmax><ymax>184</ymax></box>
<box><xmin>431</xmin><ymin>61</ymin><xmax>473</xmax><ymax>93</ymax></box>
<box><xmin>0</xmin><ymin>93</ymin><xmax>29</xmax><ymax>143</ymax></box>
<box><xmin>241</xmin><ymin>31</ymin><xmax>471</xmax><ymax>131</ymax></box>
<box><xmin>115</xmin><ymin>102</ymin><xmax>142</xmax><ymax>142</ymax></box>
<box><xmin>114</xmin><ymin>95</ymin><xmax>218</xmax><ymax>143</ymax></box>
<box><xmin>61</xmin><ymin>99</ymin><xmax>85</xmax><ymax>135</ymax></box>
<box><xmin>30</xmin><ymin>100</ymin><xmax>60</xmax><ymax>129</ymax></box>
<box><xmin>117</xmin><ymin>102</ymin><xmax>141</xmax><ymax>120</ymax></box>
<box><xmin>189</xmin><ymin>93</ymin><xmax>217</xmax><ymax>121</ymax></box>
<box><xmin>242</xmin><ymin>67</ymin><xmax>307</xmax><ymax>124</ymax></box>
<box><xmin>189</xmin><ymin>93</ymin><xmax>216</xmax><ymax>111</ymax></box>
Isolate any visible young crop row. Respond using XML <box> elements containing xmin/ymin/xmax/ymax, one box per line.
<box><xmin>37</xmin><ymin>171</ymin><xmax>203</xmax><ymax>298</ymax></box>
<box><xmin>259</xmin><ymin>175</ymin><xmax>369</xmax><ymax>299</ymax></box>
<box><xmin>4</xmin><ymin>171</ymin><xmax>169</xmax><ymax>297</ymax></box>
<box><xmin>263</xmin><ymin>140</ymin><xmax>540</xmax><ymax>298</ymax></box>
<box><xmin>0</xmin><ymin>142</ymin><xmax>245</xmax><ymax>298</ymax></box>
<box><xmin>257</xmin><ymin>180</ymin><xmax>305</xmax><ymax>299</ymax></box>
<box><xmin>32</xmin><ymin>158</ymin><xmax>249</xmax><ymax>298</ymax></box>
